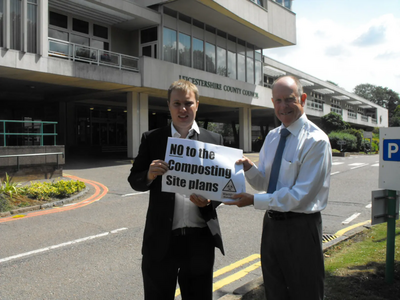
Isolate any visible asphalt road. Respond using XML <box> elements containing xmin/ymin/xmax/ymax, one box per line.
<box><xmin>0</xmin><ymin>153</ymin><xmax>381</xmax><ymax>299</ymax></box>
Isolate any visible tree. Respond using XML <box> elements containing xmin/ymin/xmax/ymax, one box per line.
<box><xmin>390</xmin><ymin>105</ymin><xmax>400</xmax><ymax>127</ymax></box>
<box><xmin>353</xmin><ymin>84</ymin><xmax>400</xmax><ymax>126</ymax></box>
<box><xmin>320</xmin><ymin>112</ymin><xmax>348</xmax><ymax>134</ymax></box>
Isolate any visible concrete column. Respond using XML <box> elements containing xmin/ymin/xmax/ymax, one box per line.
<box><xmin>127</xmin><ymin>92</ymin><xmax>149</xmax><ymax>158</ymax></box>
<box><xmin>239</xmin><ymin>107</ymin><xmax>252</xmax><ymax>152</ymax></box>
<box><xmin>39</xmin><ymin>0</ymin><xmax>49</xmax><ymax>56</ymax></box>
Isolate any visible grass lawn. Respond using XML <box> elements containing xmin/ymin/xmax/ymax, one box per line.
<box><xmin>324</xmin><ymin>220</ymin><xmax>400</xmax><ymax>299</ymax></box>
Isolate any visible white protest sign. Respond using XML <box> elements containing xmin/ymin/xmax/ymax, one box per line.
<box><xmin>162</xmin><ymin>137</ymin><xmax>245</xmax><ymax>201</ymax></box>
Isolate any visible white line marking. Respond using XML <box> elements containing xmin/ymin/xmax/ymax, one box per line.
<box><xmin>371</xmin><ymin>163</ymin><xmax>379</xmax><ymax>167</ymax></box>
<box><xmin>332</xmin><ymin>162</ymin><xmax>345</xmax><ymax>165</ymax></box>
<box><xmin>342</xmin><ymin>213</ymin><xmax>361</xmax><ymax>225</ymax></box>
<box><xmin>330</xmin><ymin>171</ymin><xmax>340</xmax><ymax>176</ymax></box>
<box><xmin>351</xmin><ymin>163</ymin><xmax>369</xmax><ymax>169</ymax></box>
<box><xmin>348</xmin><ymin>163</ymin><xmax>365</xmax><ymax>166</ymax></box>
<box><xmin>0</xmin><ymin>228</ymin><xmax>128</xmax><ymax>264</ymax></box>
<box><xmin>366</xmin><ymin>203</ymin><xmax>372</xmax><ymax>209</ymax></box>
<box><xmin>122</xmin><ymin>192</ymin><xmax>149</xmax><ymax>197</ymax></box>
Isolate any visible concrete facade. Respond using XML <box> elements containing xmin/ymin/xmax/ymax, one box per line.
<box><xmin>0</xmin><ymin>0</ymin><xmax>388</xmax><ymax>161</ymax></box>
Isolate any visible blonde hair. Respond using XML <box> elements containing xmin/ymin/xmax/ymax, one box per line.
<box><xmin>167</xmin><ymin>79</ymin><xmax>199</xmax><ymax>102</ymax></box>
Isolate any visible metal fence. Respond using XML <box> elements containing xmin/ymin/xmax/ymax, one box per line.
<box><xmin>0</xmin><ymin>120</ymin><xmax>58</xmax><ymax>146</ymax></box>
<box><xmin>48</xmin><ymin>38</ymin><xmax>139</xmax><ymax>72</ymax></box>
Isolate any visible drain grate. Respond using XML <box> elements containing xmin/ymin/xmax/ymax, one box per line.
<box><xmin>322</xmin><ymin>234</ymin><xmax>337</xmax><ymax>243</ymax></box>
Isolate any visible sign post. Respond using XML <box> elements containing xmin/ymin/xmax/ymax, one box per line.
<box><xmin>378</xmin><ymin>127</ymin><xmax>400</xmax><ymax>284</ymax></box>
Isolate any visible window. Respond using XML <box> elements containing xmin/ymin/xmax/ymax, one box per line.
<box><xmin>49</xmin><ymin>11</ymin><xmax>67</xmax><ymax>28</ymax></box>
<box><xmin>163</xmin><ymin>27</ymin><xmax>177</xmax><ymax>63</ymax></box>
<box><xmin>141</xmin><ymin>27</ymin><xmax>157</xmax><ymax>43</ymax></box>
<box><xmin>205</xmin><ymin>42</ymin><xmax>215</xmax><ymax>73</ymax></box>
<box><xmin>0</xmin><ymin>0</ymin><xmax>4</xmax><ymax>47</ymax></box>
<box><xmin>237</xmin><ymin>53</ymin><xmax>245</xmax><ymax>82</ymax></box>
<box><xmin>178</xmin><ymin>32</ymin><xmax>191</xmax><ymax>67</ymax></box>
<box><xmin>73</xmin><ymin>18</ymin><xmax>89</xmax><ymax>34</ymax></box>
<box><xmin>94</xmin><ymin>24</ymin><xmax>108</xmax><ymax>39</ymax></box>
<box><xmin>193</xmin><ymin>38</ymin><xmax>204</xmax><ymax>70</ymax></box>
<box><xmin>10</xmin><ymin>0</ymin><xmax>22</xmax><ymax>50</ymax></box>
<box><xmin>227</xmin><ymin>51</ymin><xmax>236</xmax><ymax>80</ymax></box>
<box><xmin>27</xmin><ymin>0</ymin><xmax>38</xmax><ymax>53</ymax></box>
<box><xmin>217</xmin><ymin>47</ymin><xmax>227</xmax><ymax>76</ymax></box>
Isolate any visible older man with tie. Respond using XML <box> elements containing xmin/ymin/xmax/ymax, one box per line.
<box><xmin>224</xmin><ymin>75</ymin><xmax>332</xmax><ymax>300</ymax></box>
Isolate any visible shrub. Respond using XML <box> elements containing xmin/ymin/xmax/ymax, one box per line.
<box><xmin>21</xmin><ymin>180</ymin><xmax>85</xmax><ymax>200</ymax></box>
<box><xmin>328</xmin><ymin>131</ymin><xmax>357</xmax><ymax>152</ymax></box>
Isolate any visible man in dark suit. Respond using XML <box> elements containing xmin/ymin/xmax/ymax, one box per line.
<box><xmin>128</xmin><ymin>79</ymin><xmax>224</xmax><ymax>300</ymax></box>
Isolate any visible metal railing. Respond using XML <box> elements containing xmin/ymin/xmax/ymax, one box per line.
<box><xmin>0</xmin><ymin>120</ymin><xmax>57</xmax><ymax>146</ymax></box>
<box><xmin>48</xmin><ymin>38</ymin><xmax>139</xmax><ymax>72</ymax></box>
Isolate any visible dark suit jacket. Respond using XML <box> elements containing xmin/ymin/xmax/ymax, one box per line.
<box><xmin>128</xmin><ymin>125</ymin><xmax>225</xmax><ymax>261</ymax></box>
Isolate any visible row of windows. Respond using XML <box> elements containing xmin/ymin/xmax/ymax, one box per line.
<box><xmin>49</xmin><ymin>11</ymin><xmax>110</xmax><ymax>52</ymax></box>
<box><xmin>162</xmin><ymin>8</ymin><xmax>263</xmax><ymax>85</ymax></box>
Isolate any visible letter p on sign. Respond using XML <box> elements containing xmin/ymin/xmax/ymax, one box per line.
<box><xmin>383</xmin><ymin>140</ymin><xmax>400</xmax><ymax>161</ymax></box>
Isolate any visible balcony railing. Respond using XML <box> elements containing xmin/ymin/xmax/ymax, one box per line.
<box><xmin>361</xmin><ymin>115</ymin><xmax>368</xmax><ymax>122</ymax></box>
<box><xmin>307</xmin><ymin>100</ymin><xmax>323</xmax><ymax>111</ymax></box>
<box><xmin>48</xmin><ymin>38</ymin><xmax>139</xmax><ymax>72</ymax></box>
<box><xmin>1</xmin><ymin>120</ymin><xmax>57</xmax><ymax>146</ymax></box>
<box><xmin>330</xmin><ymin>107</ymin><xmax>342</xmax><ymax>115</ymax></box>
<box><xmin>348</xmin><ymin>112</ymin><xmax>357</xmax><ymax>119</ymax></box>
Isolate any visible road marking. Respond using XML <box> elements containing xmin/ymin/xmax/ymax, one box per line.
<box><xmin>350</xmin><ymin>163</ymin><xmax>369</xmax><ymax>169</ymax></box>
<box><xmin>175</xmin><ymin>254</ymin><xmax>260</xmax><ymax>297</ymax></box>
<box><xmin>371</xmin><ymin>163</ymin><xmax>379</xmax><ymax>167</ymax></box>
<box><xmin>0</xmin><ymin>228</ymin><xmax>127</xmax><ymax>264</ymax></box>
<box><xmin>366</xmin><ymin>203</ymin><xmax>372</xmax><ymax>209</ymax></box>
<box><xmin>332</xmin><ymin>162</ymin><xmax>344</xmax><ymax>165</ymax></box>
<box><xmin>330</xmin><ymin>171</ymin><xmax>340</xmax><ymax>176</ymax></box>
<box><xmin>342</xmin><ymin>213</ymin><xmax>361</xmax><ymax>224</ymax></box>
<box><xmin>121</xmin><ymin>192</ymin><xmax>148</xmax><ymax>197</ymax></box>
<box><xmin>335</xmin><ymin>220</ymin><xmax>370</xmax><ymax>237</ymax></box>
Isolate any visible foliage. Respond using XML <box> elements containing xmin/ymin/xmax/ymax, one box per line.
<box><xmin>320</xmin><ymin>112</ymin><xmax>348</xmax><ymax>134</ymax></box>
<box><xmin>0</xmin><ymin>179</ymin><xmax>86</xmax><ymax>212</ymax></box>
<box><xmin>353</xmin><ymin>83</ymin><xmax>400</xmax><ymax>126</ymax></box>
<box><xmin>0</xmin><ymin>173</ymin><xmax>20</xmax><ymax>199</ymax></box>
<box><xmin>21</xmin><ymin>180</ymin><xmax>85</xmax><ymax>201</ymax></box>
<box><xmin>342</xmin><ymin>128</ymin><xmax>363</xmax><ymax>151</ymax></box>
<box><xmin>328</xmin><ymin>131</ymin><xmax>357</xmax><ymax>152</ymax></box>
<box><xmin>390</xmin><ymin>105</ymin><xmax>400</xmax><ymax>127</ymax></box>
<box><xmin>324</xmin><ymin>221</ymin><xmax>400</xmax><ymax>299</ymax></box>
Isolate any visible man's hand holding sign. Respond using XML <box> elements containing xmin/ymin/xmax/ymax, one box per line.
<box><xmin>162</xmin><ymin>137</ymin><xmax>246</xmax><ymax>202</ymax></box>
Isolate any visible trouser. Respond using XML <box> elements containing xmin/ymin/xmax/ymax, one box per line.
<box><xmin>261</xmin><ymin>211</ymin><xmax>324</xmax><ymax>300</ymax></box>
<box><xmin>142</xmin><ymin>229</ymin><xmax>215</xmax><ymax>300</ymax></box>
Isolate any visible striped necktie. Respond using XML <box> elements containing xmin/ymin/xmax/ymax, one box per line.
<box><xmin>267</xmin><ymin>128</ymin><xmax>290</xmax><ymax>193</ymax></box>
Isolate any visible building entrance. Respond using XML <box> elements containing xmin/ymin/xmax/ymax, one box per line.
<box><xmin>75</xmin><ymin>105</ymin><xmax>127</xmax><ymax>154</ymax></box>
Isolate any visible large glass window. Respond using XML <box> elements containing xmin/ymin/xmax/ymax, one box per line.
<box><xmin>163</xmin><ymin>27</ymin><xmax>177</xmax><ymax>63</ymax></box>
<box><xmin>141</xmin><ymin>27</ymin><xmax>157</xmax><ymax>43</ymax></box>
<box><xmin>237</xmin><ymin>54</ymin><xmax>245</xmax><ymax>82</ymax></box>
<box><xmin>10</xmin><ymin>0</ymin><xmax>22</xmax><ymax>50</ymax></box>
<box><xmin>27</xmin><ymin>0</ymin><xmax>38</xmax><ymax>53</ymax></box>
<box><xmin>246</xmin><ymin>57</ymin><xmax>254</xmax><ymax>84</ymax></box>
<box><xmin>227</xmin><ymin>51</ymin><xmax>236</xmax><ymax>80</ymax></box>
<box><xmin>0</xmin><ymin>0</ymin><xmax>4</xmax><ymax>47</ymax></box>
<box><xmin>94</xmin><ymin>24</ymin><xmax>108</xmax><ymax>39</ymax></box>
<box><xmin>217</xmin><ymin>47</ymin><xmax>226</xmax><ymax>76</ymax></box>
<box><xmin>255</xmin><ymin>50</ymin><xmax>262</xmax><ymax>85</ymax></box>
<box><xmin>193</xmin><ymin>38</ymin><xmax>204</xmax><ymax>70</ymax></box>
<box><xmin>178</xmin><ymin>32</ymin><xmax>191</xmax><ymax>67</ymax></box>
<box><xmin>205</xmin><ymin>42</ymin><xmax>215</xmax><ymax>73</ymax></box>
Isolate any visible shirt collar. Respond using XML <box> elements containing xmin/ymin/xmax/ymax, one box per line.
<box><xmin>281</xmin><ymin>113</ymin><xmax>307</xmax><ymax>137</ymax></box>
<box><xmin>171</xmin><ymin>121</ymin><xmax>200</xmax><ymax>138</ymax></box>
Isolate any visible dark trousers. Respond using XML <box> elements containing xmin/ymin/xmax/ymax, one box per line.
<box><xmin>261</xmin><ymin>212</ymin><xmax>324</xmax><ymax>300</ymax></box>
<box><xmin>142</xmin><ymin>232</ymin><xmax>215</xmax><ymax>300</ymax></box>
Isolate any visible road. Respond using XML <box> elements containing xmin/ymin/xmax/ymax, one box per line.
<box><xmin>0</xmin><ymin>154</ymin><xmax>381</xmax><ymax>299</ymax></box>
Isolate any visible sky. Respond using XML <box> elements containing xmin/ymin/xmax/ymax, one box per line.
<box><xmin>263</xmin><ymin>0</ymin><xmax>400</xmax><ymax>95</ymax></box>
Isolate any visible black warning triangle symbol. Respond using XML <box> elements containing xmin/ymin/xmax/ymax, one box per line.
<box><xmin>222</xmin><ymin>179</ymin><xmax>236</xmax><ymax>192</ymax></box>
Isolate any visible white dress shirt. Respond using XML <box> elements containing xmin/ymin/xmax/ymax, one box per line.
<box><xmin>246</xmin><ymin>114</ymin><xmax>332</xmax><ymax>213</ymax></box>
<box><xmin>170</xmin><ymin>121</ymin><xmax>207</xmax><ymax>229</ymax></box>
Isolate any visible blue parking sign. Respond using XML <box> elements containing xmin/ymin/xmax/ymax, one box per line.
<box><xmin>383</xmin><ymin>139</ymin><xmax>400</xmax><ymax>161</ymax></box>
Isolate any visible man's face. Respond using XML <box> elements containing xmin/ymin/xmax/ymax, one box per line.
<box><xmin>272</xmin><ymin>77</ymin><xmax>306</xmax><ymax>127</ymax></box>
<box><xmin>168</xmin><ymin>89</ymin><xmax>199</xmax><ymax>132</ymax></box>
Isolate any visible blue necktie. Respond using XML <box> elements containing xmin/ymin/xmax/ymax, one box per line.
<box><xmin>267</xmin><ymin>128</ymin><xmax>290</xmax><ymax>193</ymax></box>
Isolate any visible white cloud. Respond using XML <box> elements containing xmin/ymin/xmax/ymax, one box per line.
<box><xmin>264</xmin><ymin>13</ymin><xmax>400</xmax><ymax>95</ymax></box>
